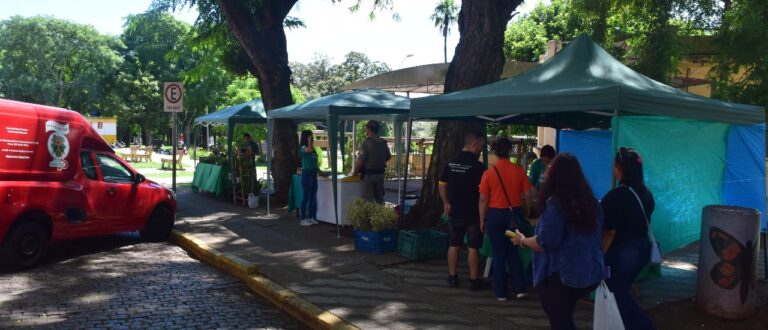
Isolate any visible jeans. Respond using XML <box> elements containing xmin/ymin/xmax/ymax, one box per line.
<box><xmin>605</xmin><ymin>237</ymin><xmax>655</xmax><ymax>330</ymax></box>
<box><xmin>536</xmin><ymin>272</ymin><xmax>598</xmax><ymax>330</ymax></box>
<box><xmin>300</xmin><ymin>169</ymin><xmax>318</xmax><ymax>219</ymax></box>
<box><xmin>486</xmin><ymin>207</ymin><xmax>526</xmax><ymax>299</ymax></box>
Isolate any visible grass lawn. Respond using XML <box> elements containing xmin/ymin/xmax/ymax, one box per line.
<box><xmin>129</xmin><ymin>161</ymin><xmax>163</xmax><ymax>169</ymax></box>
<box><xmin>143</xmin><ymin>170</ymin><xmax>194</xmax><ymax>180</ymax></box>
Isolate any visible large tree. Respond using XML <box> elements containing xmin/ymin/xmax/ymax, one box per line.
<box><xmin>115</xmin><ymin>12</ymin><xmax>234</xmax><ymax>146</ymax></box>
<box><xmin>117</xmin><ymin>12</ymin><xmax>191</xmax><ymax>145</ymax></box>
<box><xmin>0</xmin><ymin>16</ymin><xmax>123</xmax><ymax>112</ymax></box>
<box><xmin>407</xmin><ymin>0</ymin><xmax>524</xmax><ymax>228</ymax></box>
<box><xmin>156</xmin><ymin>0</ymin><xmax>394</xmax><ymax>204</ymax></box>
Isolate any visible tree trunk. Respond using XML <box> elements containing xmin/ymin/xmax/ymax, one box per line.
<box><xmin>406</xmin><ymin>0</ymin><xmax>522</xmax><ymax>229</ymax></box>
<box><xmin>217</xmin><ymin>0</ymin><xmax>299</xmax><ymax>205</ymax></box>
<box><xmin>443</xmin><ymin>12</ymin><xmax>449</xmax><ymax>63</ymax></box>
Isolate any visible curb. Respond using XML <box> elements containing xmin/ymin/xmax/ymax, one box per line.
<box><xmin>170</xmin><ymin>229</ymin><xmax>359</xmax><ymax>330</ymax></box>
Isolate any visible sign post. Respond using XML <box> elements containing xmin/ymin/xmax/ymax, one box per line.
<box><xmin>164</xmin><ymin>82</ymin><xmax>183</xmax><ymax>191</ymax></box>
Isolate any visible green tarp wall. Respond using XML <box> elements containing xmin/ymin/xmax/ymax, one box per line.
<box><xmin>613</xmin><ymin>116</ymin><xmax>730</xmax><ymax>252</ymax></box>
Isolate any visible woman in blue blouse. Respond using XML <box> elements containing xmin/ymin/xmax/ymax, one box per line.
<box><xmin>511</xmin><ymin>153</ymin><xmax>604</xmax><ymax>330</ymax></box>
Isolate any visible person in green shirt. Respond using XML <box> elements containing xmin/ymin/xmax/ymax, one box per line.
<box><xmin>240</xmin><ymin>133</ymin><xmax>260</xmax><ymax>168</ymax></box>
<box><xmin>299</xmin><ymin>130</ymin><xmax>319</xmax><ymax>226</ymax></box>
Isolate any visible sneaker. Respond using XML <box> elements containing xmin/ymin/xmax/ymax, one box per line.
<box><xmin>515</xmin><ymin>293</ymin><xmax>528</xmax><ymax>299</ymax></box>
<box><xmin>469</xmin><ymin>279</ymin><xmax>489</xmax><ymax>291</ymax></box>
<box><xmin>308</xmin><ymin>218</ymin><xmax>319</xmax><ymax>225</ymax></box>
<box><xmin>299</xmin><ymin>219</ymin><xmax>312</xmax><ymax>226</ymax></box>
<box><xmin>496</xmin><ymin>297</ymin><xmax>507</xmax><ymax>301</ymax></box>
<box><xmin>447</xmin><ymin>275</ymin><xmax>459</xmax><ymax>288</ymax></box>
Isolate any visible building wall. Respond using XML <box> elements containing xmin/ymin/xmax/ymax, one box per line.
<box><xmin>85</xmin><ymin>117</ymin><xmax>117</xmax><ymax>143</ymax></box>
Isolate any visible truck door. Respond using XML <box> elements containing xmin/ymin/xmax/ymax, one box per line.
<box><xmin>55</xmin><ymin>151</ymin><xmax>105</xmax><ymax>238</ymax></box>
<box><xmin>92</xmin><ymin>153</ymin><xmax>143</xmax><ymax>232</ymax></box>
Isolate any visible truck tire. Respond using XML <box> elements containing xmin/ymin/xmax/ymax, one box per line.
<box><xmin>140</xmin><ymin>207</ymin><xmax>174</xmax><ymax>242</ymax></box>
<box><xmin>0</xmin><ymin>222</ymin><xmax>49</xmax><ymax>270</ymax></box>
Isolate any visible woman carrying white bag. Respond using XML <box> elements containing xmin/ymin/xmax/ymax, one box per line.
<box><xmin>600</xmin><ymin>147</ymin><xmax>657</xmax><ymax>330</ymax></box>
<box><xmin>511</xmin><ymin>153</ymin><xmax>605</xmax><ymax>330</ymax></box>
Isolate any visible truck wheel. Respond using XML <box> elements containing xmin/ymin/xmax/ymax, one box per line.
<box><xmin>140</xmin><ymin>207</ymin><xmax>174</xmax><ymax>242</ymax></box>
<box><xmin>0</xmin><ymin>222</ymin><xmax>49</xmax><ymax>270</ymax></box>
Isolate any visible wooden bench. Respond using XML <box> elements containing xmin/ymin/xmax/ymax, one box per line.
<box><xmin>135</xmin><ymin>146</ymin><xmax>153</xmax><ymax>162</ymax></box>
<box><xmin>119</xmin><ymin>145</ymin><xmax>140</xmax><ymax>162</ymax></box>
<box><xmin>161</xmin><ymin>151</ymin><xmax>185</xmax><ymax>170</ymax></box>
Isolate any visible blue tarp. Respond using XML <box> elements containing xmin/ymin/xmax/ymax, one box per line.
<box><xmin>723</xmin><ymin>124</ymin><xmax>767</xmax><ymax>229</ymax></box>
<box><xmin>558</xmin><ymin>130</ymin><xmax>613</xmax><ymax>199</ymax></box>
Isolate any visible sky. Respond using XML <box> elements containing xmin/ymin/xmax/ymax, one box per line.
<box><xmin>0</xmin><ymin>0</ymin><xmax>548</xmax><ymax>68</ymax></box>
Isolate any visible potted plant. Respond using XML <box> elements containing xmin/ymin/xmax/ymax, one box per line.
<box><xmin>347</xmin><ymin>198</ymin><xmax>399</xmax><ymax>253</ymax></box>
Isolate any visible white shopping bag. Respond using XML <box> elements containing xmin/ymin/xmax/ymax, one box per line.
<box><xmin>593</xmin><ymin>281</ymin><xmax>625</xmax><ymax>330</ymax></box>
<box><xmin>247</xmin><ymin>193</ymin><xmax>259</xmax><ymax>208</ymax></box>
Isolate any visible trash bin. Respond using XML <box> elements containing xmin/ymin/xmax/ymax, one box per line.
<box><xmin>403</xmin><ymin>194</ymin><xmax>418</xmax><ymax>215</ymax></box>
<box><xmin>696</xmin><ymin>205</ymin><xmax>761</xmax><ymax>319</ymax></box>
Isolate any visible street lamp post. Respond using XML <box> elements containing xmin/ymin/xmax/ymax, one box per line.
<box><xmin>398</xmin><ymin>54</ymin><xmax>414</xmax><ymax>69</ymax></box>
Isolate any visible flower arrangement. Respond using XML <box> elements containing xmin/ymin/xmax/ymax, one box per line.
<box><xmin>347</xmin><ymin>198</ymin><xmax>398</xmax><ymax>231</ymax></box>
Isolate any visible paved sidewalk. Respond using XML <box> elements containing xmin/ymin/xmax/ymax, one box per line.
<box><xmin>174</xmin><ymin>188</ymin><xmax>766</xmax><ymax>329</ymax></box>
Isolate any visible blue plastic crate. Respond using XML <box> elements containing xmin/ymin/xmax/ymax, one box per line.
<box><xmin>354</xmin><ymin>229</ymin><xmax>399</xmax><ymax>254</ymax></box>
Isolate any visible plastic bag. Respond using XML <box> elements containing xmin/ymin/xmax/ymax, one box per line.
<box><xmin>247</xmin><ymin>193</ymin><xmax>259</xmax><ymax>208</ymax></box>
<box><xmin>649</xmin><ymin>238</ymin><xmax>663</xmax><ymax>265</ymax></box>
<box><xmin>593</xmin><ymin>281</ymin><xmax>625</xmax><ymax>330</ymax></box>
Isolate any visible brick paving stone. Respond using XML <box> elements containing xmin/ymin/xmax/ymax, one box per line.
<box><xmin>0</xmin><ymin>234</ymin><xmax>304</xmax><ymax>329</ymax></box>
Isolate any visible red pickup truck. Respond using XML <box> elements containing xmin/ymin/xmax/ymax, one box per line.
<box><xmin>0</xmin><ymin>99</ymin><xmax>176</xmax><ymax>269</ymax></box>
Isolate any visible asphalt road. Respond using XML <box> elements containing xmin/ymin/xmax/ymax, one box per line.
<box><xmin>0</xmin><ymin>233</ymin><xmax>304</xmax><ymax>329</ymax></box>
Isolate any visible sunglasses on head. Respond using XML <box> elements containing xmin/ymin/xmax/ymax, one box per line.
<box><xmin>618</xmin><ymin>147</ymin><xmax>632</xmax><ymax>164</ymax></box>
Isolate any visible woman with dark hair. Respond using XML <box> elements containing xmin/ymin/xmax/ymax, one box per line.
<box><xmin>601</xmin><ymin>147</ymin><xmax>656</xmax><ymax>329</ymax></box>
<box><xmin>511</xmin><ymin>153</ymin><xmax>604</xmax><ymax>330</ymax></box>
<box><xmin>298</xmin><ymin>130</ymin><xmax>319</xmax><ymax>226</ymax></box>
<box><xmin>479</xmin><ymin>138</ymin><xmax>532</xmax><ymax>301</ymax></box>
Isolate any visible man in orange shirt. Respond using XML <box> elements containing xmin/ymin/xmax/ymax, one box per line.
<box><xmin>479</xmin><ymin>138</ymin><xmax>533</xmax><ymax>301</ymax></box>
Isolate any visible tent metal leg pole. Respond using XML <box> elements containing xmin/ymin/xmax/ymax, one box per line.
<box><xmin>394</xmin><ymin>120</ymin><xmax>403</xmax><ymax>204</ymax></box>
<box><xmin>267</xmin><ymin>119</ymin><xmax>273</xmax><ymax>216</ymax></box>
<box><xmin>352</xmin><ymin>121</ymin><xmax>357</xmax><ymax>169</ymax></box>
<box><xmin>399</xmin><ymin>118</ymin><xmax>413</xmax><ymax>226</ymax></box>
<box><xmin>193</xmin><ymin>125</ymin><xmax>197</xmax><ymax>169</ymax></box>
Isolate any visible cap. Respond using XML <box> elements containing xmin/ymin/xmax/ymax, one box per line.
<box><xmin>365</xmin><ymin>120</ymin><xmax>380</xmax><ymax>131</ymax></box>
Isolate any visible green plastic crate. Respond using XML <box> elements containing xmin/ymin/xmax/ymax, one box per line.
<box><xmin>398</xmin><ymin>230</ymin><xmax>448</xmax><ymax>260</ymax></box>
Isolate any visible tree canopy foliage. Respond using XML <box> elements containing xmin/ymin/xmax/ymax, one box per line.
<box><xmin>503</xmin><ymin>0</ymin><xmax>757</xmax><ymax>86</ymax></box>
<box><xmin>711</xmin><ymin>0</ymin><xmax>768</xmax><ymax>108</ymax></box>
<box><xmin>0</xmin><ymin>16</ymin><xmax>123</xmax><ymax>112</ymax></box>
<box><xmin>291</xmin><ymin>51</ymin><xmax>389</xmax><ymax>99</ymax></box>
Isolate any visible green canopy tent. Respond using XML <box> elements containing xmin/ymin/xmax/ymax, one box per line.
<box><xmin>410</xmin><ymin>33</ymin><xmax>765</xmax><ymax>257</ymax></box>
<box><xmin>412</xmin><ymin>33</ymin><xmax>762</xmax><ymax>128</ymax></box>
<box><xmin>194</xmin><ymin>99</ymin><xmax>271</xmax><ymax>211</ymax></box>
<box><xmin>267</xmin><ymin>89</ymin><xmax>410</xmax><ymax>238</ymax></box>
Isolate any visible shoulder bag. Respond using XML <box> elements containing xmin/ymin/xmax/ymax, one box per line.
<box><xmin>493</xmin><ymin>166</ymin><xmax>535</xmax><ymax>236</ymax></box>
<box><xmin>625</xmin><ymin>186</ymin><xmax>663</xmax><ymax>265</ymax></box>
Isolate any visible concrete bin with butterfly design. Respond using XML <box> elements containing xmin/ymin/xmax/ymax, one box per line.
<box><xmin>696</xmin><ymin>205</ymin><xmax>761</xmax><ymax>319</ymax></box>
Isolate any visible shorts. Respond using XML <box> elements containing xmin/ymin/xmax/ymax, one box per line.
<box><xmin>449</xmin><ymin>217</ymin><xmax>482</xmax><ymax>249</ymax></box>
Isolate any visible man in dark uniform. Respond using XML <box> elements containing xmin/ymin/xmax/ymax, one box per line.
<box><xmin>439</xmin><ymin>130</ymin><xmax>486</xmax><ymax>290</ymax></box>
<box><xmin>352</xmin><ymin>120</ymin><xmax>391</xmax><ymax>204</ymax></box>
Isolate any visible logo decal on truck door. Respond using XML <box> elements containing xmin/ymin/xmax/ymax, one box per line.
<box><xmin>45</xmin><ymin>121</ymin><xmax>70</xmax><ymax>170</ymax></box>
